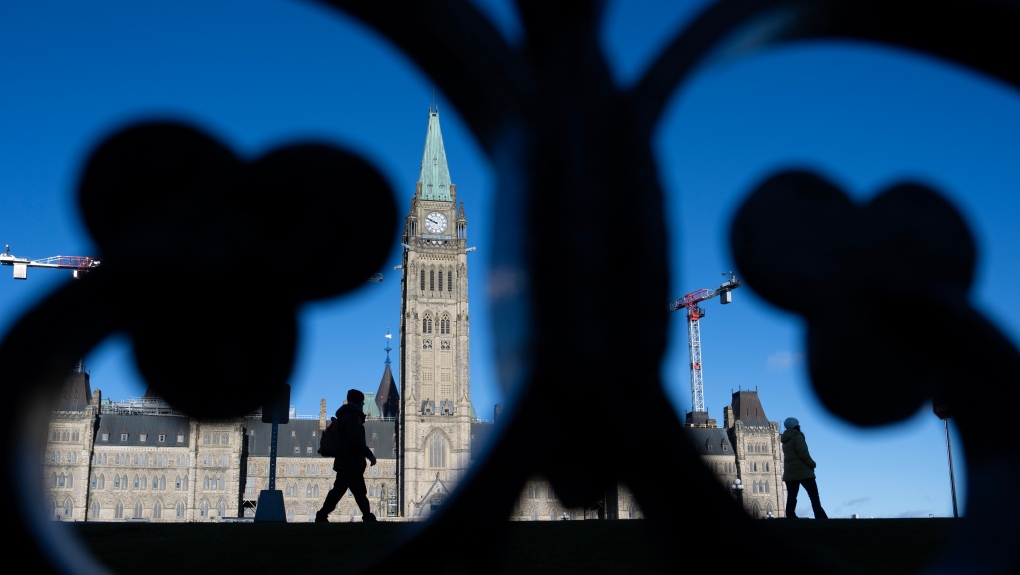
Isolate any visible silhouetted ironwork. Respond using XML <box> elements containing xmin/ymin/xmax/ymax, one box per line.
<box><xmin>3</xmin><ymin>1</ymin><xmax>1019</xmax><ymax>574</ymax></box>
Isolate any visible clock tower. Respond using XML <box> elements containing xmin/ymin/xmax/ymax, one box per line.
<box><xmin>398</xmin><ymin>106</ymin><xmax>472</xmax><ymax>517</ymax></box>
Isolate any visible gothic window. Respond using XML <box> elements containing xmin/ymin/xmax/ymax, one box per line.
<box><xmin>62</xmin><ymin>430</ymin><xmax>69</xmax><ymax>441</ymax></box>
<box><xmin>765</xmin><ymin>462</ymin><xmax>770</xmax><ymax>472</ymax></box>
<box><xmin>152</xmin><ymin>475</ymin><xmax>158</xmax><ymax>490</ymax></box>
<box><xmin>91</xmin><ymin>500</ymin><xmax>100</xmax><ymax>519</ymax></box>
<box><xmin>73</xmin><ymin>431</ymin><xmax>79</xmax><ymax>441</ymax></box>
<box><xmin>176</xmin><ymin>476</ymin><xmax>182</xmax><ymax>490</ymax></box>
<box><xmin>307</xmin><ymin>484</ymin><xmax>312</xmax><ymax>497</ymax></box>
<box><xmin>91</xmin><ymin>474</ymin><xmax>97</xmax><ymax>489</ymax></box>
<box><xmin>447</xmin><ymin>270</ymin><xmax>452</xmax><ymax>292</ymax></box>
<box><xmin>222</xmin><ymin>433</ymin><xmax>229</xmax><ymax>444</ymax></box>
<box><xmin>140</xmin><ymin>474</ymin><xmax>146</xmax><ymax>490</ymax></box>
<box><xmin>154</xmin><ymin>501</ymin><xmax>162</xmax><ymax>519</ymax></box>
<box><xmin>177</xmin><ymin>432</ymin><xmax>184</xmax><ymax>443</ymax></box>
<box><xmin>765</xmin><ymin>480</ymin><xmax>770</xmax><ymax>493</ymax></box>
<box><xmin>133</xmin><ymin>475</ymin><xmax>139</xmax><ymax>489</ymax></box>
<box><xmin>423</xmin><ymin>313</ymin><xmax>433</xmax><ymax>334</ymax></box>
<box><xmin>530</xmin><ymin>508</ymin><xmax>538</xmax><ymax>521</ymax></box>
<box><xmin>177</xmin><ymin>501</ymin><xmax>185</xmax><ymax>519</ymax></box>
<box><xmin>114</xmin><ymin>475</ymin><xmax>120</xmax><ymax>489</ymax></box>
<box><xmin>217</xmin><ymin>500</ymin><xmax>226</xmax><ymax>518</ymax></box>
<box><xmin>115</xmin><ymin>501</ymin><xmax>124</xmax><ymax>519</ymax></box>
<box><xmin>98</xmin><ymin>474</ymin><xmax>105</xmax><ymax>489</ymax></box>
<box><xmin>438</xmin><ymin>267</ymin><xmax>443</xmax><ymax>291</ymax></box>
<box><xmin>430</xmin><ymin>269</ymin><xmax>435</xmax><ymax>291</ymax></box>
<box><xmin>140</xmin><ymin>432</ymin><xmax>147</xmax><ymax>442</ymax></box>
<box><xmin>421</xmin><ymin>269</ymin><xmax>425</xmax><ymax>291</ymax></box>
<box><xmin>134</xmin><ymin>501</ymin><xmax>143</xmax><ymax>519</ymax></box>
<box><xmin>200</xmin><ymin>500</ymin><xmax>209</xmax><ymax>518</ymax></box>
<box><xmin>428</xmin><ymin>433</ymin><xmax>447</xmax><ymax>468</ymax></box>
<box><xmin>160</xmin><ymin>475</ymin><xmax>166</xmax><ymax>490</ymax></box>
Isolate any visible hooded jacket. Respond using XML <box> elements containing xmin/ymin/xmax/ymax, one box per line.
<box><xmin>332</xmin><ymin>402</ymin><xmax>376</xmax><ymax>472</ymax></box>
<box><xmin>781</xmin><ymin>427</ymin><xmax>817</xmax><ymax>482</ymax></box>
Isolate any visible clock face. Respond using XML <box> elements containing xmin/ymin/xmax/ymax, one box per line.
<box><xmin>424</xmin><ymin>211</ymin><xmax>448</xmax><ymax>233</ymax></box>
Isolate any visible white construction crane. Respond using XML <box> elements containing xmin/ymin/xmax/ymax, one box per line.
<box><xmin>0</xmin><ymin>245</ymin><xmax>100</xmax><ymax>279</ymax></box>
<box><xmin>1</xmin><ymin>244</ymin><xmax>382</xmax><ymax>283</ymax></box>
<box><xmin>668</xmin><ymin>272</ymin><xmax>742</xmax><ymax>417</ymax></box>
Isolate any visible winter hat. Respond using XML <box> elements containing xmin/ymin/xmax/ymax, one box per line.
<box><xmin>347</xmin><ymin>389</ymin><xmax>365</xmax><ymax>403</ymax></box>
<box><xmin>784</xmin><ymin>417</ymin><xmax>799</xmax><ymax>430</ymax></box>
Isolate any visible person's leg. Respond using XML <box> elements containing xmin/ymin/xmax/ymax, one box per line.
<box><xmin>316</xmin><ymin>473</ymin><xmax>350</xmax><ymax>521</ymax></box>
<box><xmin>784</xmin><ymin>480</ymin><xmax>800</xmax><ymax>518</ymax></box>
<box><xmin>801</xmin><ymin>478</ymin><xmax>828</xmax><ymax>519</ymax></box>
<box><xmin>348</xmin><ymin>471</ymin><xmax>376</xmax><ymax>521</ymax></box>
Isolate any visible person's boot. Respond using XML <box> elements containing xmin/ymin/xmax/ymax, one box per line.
<box><xmin>314</xmin><ymin>511</ymin><xmax>329</xmax><ymax>523</ymax></box>
<box><xmin>362</xmin><ymin>513</ymin><xmax>377</xmax><ymax>522</ymax></box>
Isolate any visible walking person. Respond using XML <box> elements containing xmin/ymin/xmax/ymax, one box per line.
<box><xmin>782</xmin><ymin>417</ymin><xmax>828</xmax><ymax>519</ymax></box>
<box><xmin>315</xmin><ymin>389</ymin><xmax>378</xmax><ymax>522</ymax></box>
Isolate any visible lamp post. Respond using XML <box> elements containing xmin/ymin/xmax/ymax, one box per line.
<box><xmin>731</xmin><ymin>478</ymin><xmax>744</xmax><ymax>510</ymax></box>
<box><xmin>933</xmin><ymin>397</ymin><xmax>959</xmax><ymax>518</ymax></box>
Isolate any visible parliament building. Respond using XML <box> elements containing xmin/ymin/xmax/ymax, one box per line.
<box><xmin>41</xmin><ymin>108</ymin><xmax>785</xmax><ymax>522</ymax></box>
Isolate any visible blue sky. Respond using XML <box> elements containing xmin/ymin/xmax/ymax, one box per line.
<box><xmin>4</xmin><ymin>0</ymin><xmax>1019</xmax><ymax>519</ymax></box>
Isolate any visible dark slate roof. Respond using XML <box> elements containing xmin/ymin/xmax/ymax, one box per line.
<box><xmin>244</xmin><ymin>417</ymin><xmax>323</xmax><ymax>458</ymax></box>
<box><xmin>731</xmin><ymin>390</ymin><xmax>771</xmax><ymax>427</ymax></box>
<box><xmin>55</xmin><ymin>370</ymin><xmax>91</xmax><ymax>412</ymax></box>
<box><xmin>375</xmin><ymin>364</ymin><xmax>399</xmax><ymax>419</ymax></box>
<box><xmin>365</xmin><ymin>419</ymin><xmax>398</xmax><ymax>460</ymax></box>
<box><xmin>683</xmin><ymin>427</ymin><xmax>734</xmax><ymax>457</ymax></box>
<box><xmin>96</xmin><ymin>415</ymin><xmax>191</xmax><ymax>447</ymax></box>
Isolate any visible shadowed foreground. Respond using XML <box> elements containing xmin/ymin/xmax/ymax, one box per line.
<box><xmin>66</xmin><ymin>518</ymin><xmax>955</xmax><ymax>575</ymax></box>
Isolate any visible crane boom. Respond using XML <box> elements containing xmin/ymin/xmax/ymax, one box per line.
<box><xmin>1</xmin><ymin>245</ymin><xmax>100</xmax><ymax>279</ymax></box>
<box><xmin>668</xmin><ymin>272</ymin><xmax>742</xmax><ymax>420</ymax></box>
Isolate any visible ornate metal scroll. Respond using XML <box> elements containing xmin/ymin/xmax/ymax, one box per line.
<box><xmin>3</xmin><ymin>1</ymin><xmax>1019</xmax><ymax>573</ymax></box>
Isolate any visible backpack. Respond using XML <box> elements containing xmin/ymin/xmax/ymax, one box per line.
<box><xmin>318</xmin><ymin>417</ymin><xmax>344</xmax><ymax>457</ymax></box>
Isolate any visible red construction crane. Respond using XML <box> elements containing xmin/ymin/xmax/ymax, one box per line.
<box><xmin>668</xmin><ymin>272</ymin><xmax>742</xmax><ymax>421</ymax></box>
<box><xmin>0</xmin><ymin>245</ymin><xmax>100</xmax><ymax>279</ymax></box>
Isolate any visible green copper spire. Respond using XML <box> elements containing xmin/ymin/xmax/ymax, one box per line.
<box><xmin>418</xmin><ymin>106</ymin><xmax>453</xmax><ymax>201</ymax></box>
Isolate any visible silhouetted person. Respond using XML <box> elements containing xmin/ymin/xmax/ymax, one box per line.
<box><xmin>782</xmin><ymin>417</ymin><xmax>828</xmax><ymax>519</ymax></box>
<box><xmin>315</xmin><ymin>389</ymin><xmax>377</xmax><ymax>522</ymax></box>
